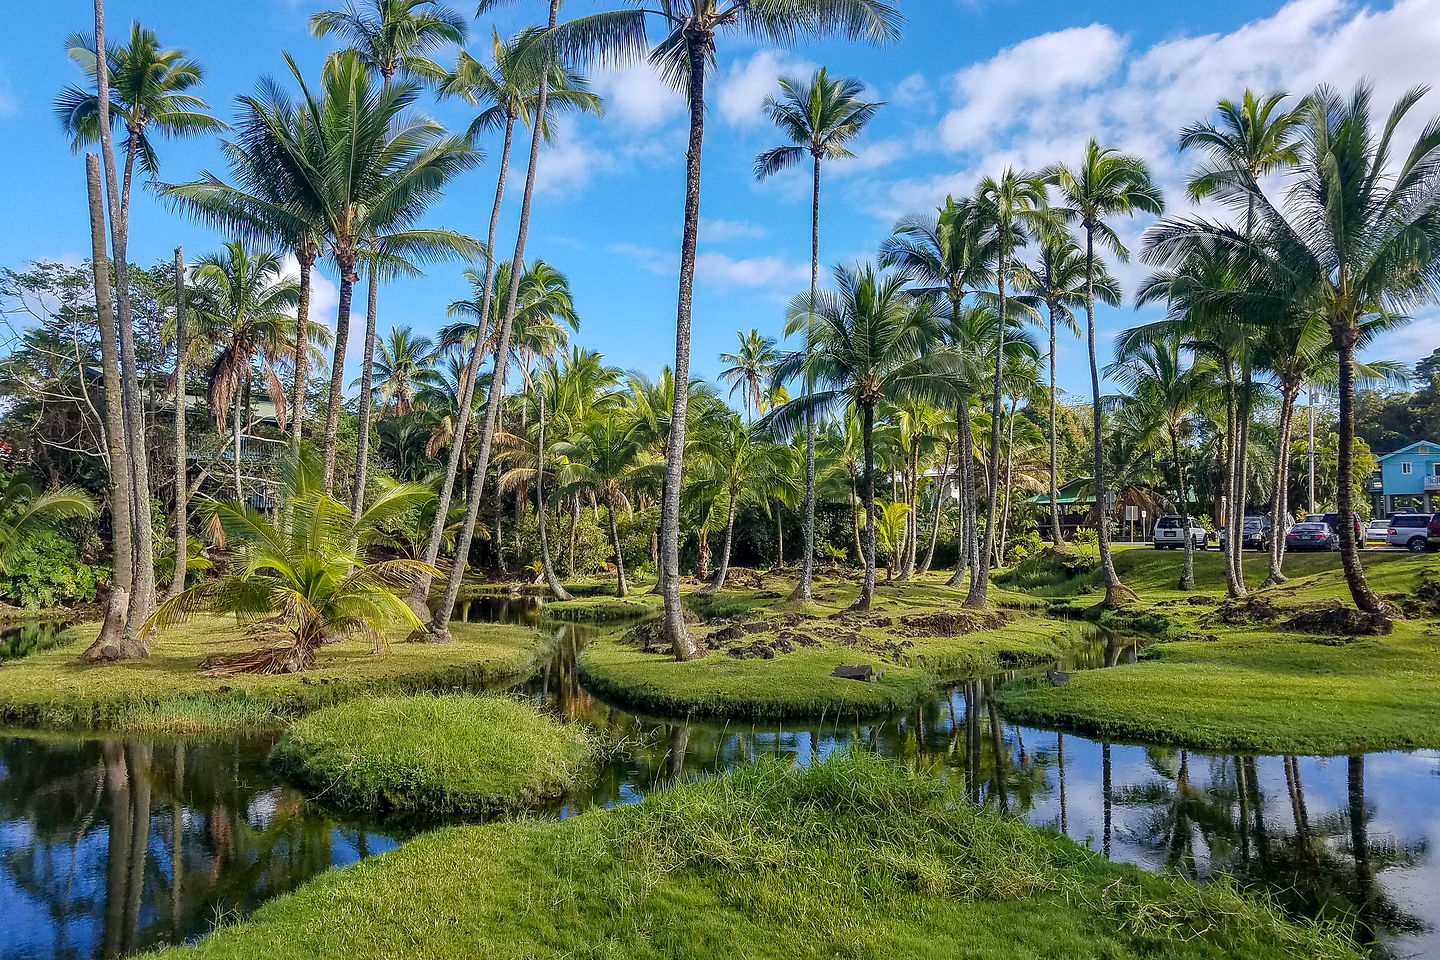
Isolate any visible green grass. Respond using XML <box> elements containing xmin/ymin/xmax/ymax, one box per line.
<box><xmin>544</xmin><ymin>592</ymin><xmax>664</xmax><ymax>621</ymax></box>
<box><xmin>993</xmin><ymin>549</ymin><xmax>1440</xmax><ymax>753</ymax></box>
<box><xmin>0</xmin><ymin>617</ymin><xmax>551</xmax><ymax>735</ymax></box>
<box><xmin>149</xmin><ymin>752</ymin><xmax>1357</xmax><ymax>960</ymax></box>
<box><xmin>577</xmin><ymin>575</ymin><xmax>1087</xmax><ymax>720</ymax></box>
<box><xmin>269</xmin><ymin>694</ymin><xmax>599</xmax><ymax>816</ymax></box>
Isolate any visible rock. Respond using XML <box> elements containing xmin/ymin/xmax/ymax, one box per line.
<box><xmin>831</xmin><ymin>664</ymin><xmax>883</xmax><ymax>682</ymax></box>
<box><xmin>1046</xmin><ymin>669</ymin><xmax>1070</xmax><ymax>686</ymax></box>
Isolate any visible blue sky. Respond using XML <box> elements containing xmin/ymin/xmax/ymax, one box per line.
<box><xmin>2</xmin><ymin>0</ymin><xmax>1438</xmax><ymax>405</ymax></box>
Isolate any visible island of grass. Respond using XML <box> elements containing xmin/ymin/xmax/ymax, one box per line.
<box><xmin>543</xmin><ymin>591</ymin><xmax>663</xmax><ymax>622</ymax></box>
<box><xmin>993</xmin><ymin>546</ymin><xmax>1440</xmax><ymax>754</ymax></box>
<box><xmin>148</xmin><ymin>752</ymin><xmax>1357</xmax><ymax>960</ymax></box>
<box><xmin>0</xmin><ymin>616</ymin><xmax>551</xmax><ymax>735</ymax></box>
<box><xmin>577</xmin><ymin>575</ymin><xmax>1083</xmax><ymax>719</ymax></box>
<box><xmin>270</xmin><ymin>694</ymin><xmax>598</xmax><ymax>816</ymax></box>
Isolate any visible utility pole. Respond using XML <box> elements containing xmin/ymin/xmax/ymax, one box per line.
<box><xmin>1307</xmin><ymin>383</ymin><xmax>1317</xmax><ymax>515</ymax></box>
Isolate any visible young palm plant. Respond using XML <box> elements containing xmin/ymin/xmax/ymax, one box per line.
<box><xmin>149</xmin><ymin>451</ymin><xmax>435</xmax><ymax>673</ymax></box>
<box><xmin>755</xmin><ymin>66</ymin><xmax>882</xmax><ymax>602</ymax></box>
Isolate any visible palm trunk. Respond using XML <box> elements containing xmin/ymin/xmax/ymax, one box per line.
<box><xmin>700</xmin><ymin>497</ymin><xmax>737</xmax><ymax>596</ymax></box>
<box><xmin>1264</xmin><ymin>385</ymin><xmax>1297</xmax><ymax>586</ymax></box>
<box><xmin>852</xmin><ymin>403</ymin><xmax>878</xmax><ymax>611</ymax></box>
<box><xmin>919</xmin><ymin>443</ymin><xmax>949</xmax><ymax>575</ymax></box>
<box><xmin>1231</xmin><ymin>349</ymin><xmax>1253</xmax><ymax>595</ymax></box>
<box><xmin>793</xmin><ymin>153</ymin><xmax>822</xmax><ymax>602</ymax></box>
<box><xmin>658</xmin><ymin>34</ymin><xmax>708</xmax><ymax>660</ymax></box>
<box><xmin>776</xmin><ymin>509</ymin><xmax>784</xmax><ymax>568</ymax></box>
<box><xmin>350</xmin><ymin>263</ymin><xmax>380</xmax><ymax>518</ymax></box>
<box><xmin>80</xmin><ymin>152</ymin><xmax>136</xmax><ymax>662</ymax></box>
<box><xmin>998</xmin><ymin>398</ymin><xmax>1017</xmax><ymax>564</ymax></box>
<box><xmin>1047</xmin><ymin>304</ymin><xmax>1065</xmax><ymax>546</ymax></box>
<box><xmin>233</xmin><ymin>387</ymin><xmax>244</xmax><ymax>501</ymax></box>
<box><xmin>290</xmin><ymin>242</ymin><xmax>314</xmax><ymax>451</ymax></box>
<box><xmin>850</xmin><ymin>475</ymin><xmax>863</xmax><ymax>562</ymax></box>
<box><xmin>947</xmin><ymin>398</ymin><xmax>973</xmax><ymax>588</ymax></box>
<box><xmin>967</xmin><ymin>257</ymin><xmax>1007</xmax><ymax>608</ymax></box>
<box><xmin>428</xmin><ymin>3</ymin><xmax>559</xmax><ymax>641</ymax></box>
<box><xmin>533</xmin><ymin>379</ymin><xmax>571</xmax><ymax>600</ymax></box>
<box><xmin>1172</xmin><ymin>427</ymin><xmax>1195</xmax><ymax>590</ymax></box>
<box><xmin>1084</xmin><ymin>228</ymin><xmax>1132</xmax><ymax>605</ymax></box>
<box><xmin>322</xmin><ymin>265</ymin><xmax>355</xmax><ymax>494</ymax></box>
<box><xmin>606</xmin><ymin>499</ymin><xmax>628</xmax><ymax>598</ymax></box>
<box><xmin>167</xmin><ymin>246</ymin><xmax>188</xmax><ymax>599</ymax></box>
<box><xmin>1220</xmin><ymin>365</ymin><xmax>1245</xmax><ymax>598</ymax></box>
<box><xmin>1335</xmin><ymin>336</ymin><xmax>1381</xmax><ymax>612</ymax></box>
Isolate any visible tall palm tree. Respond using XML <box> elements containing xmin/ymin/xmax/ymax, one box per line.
<box><xmin>1106</xmin><ymin>336</ymin><xmax>1214</xmax><ymax>590</ymax></box>
<box><xmin>1022</xmin><ymin>236</ymin><xmax>1119</xmax><ymax>546</ymax></box>
<box><xmin>754</xmin><ymin>66</ymin><xmax>882</xmax><ymax>602</ymax></box>
<box><xmin>406</xmin><ymin>29</ymin><xmax>600</xmax><ymax>616</ymax></box>
<box><xmin>880</xmin><ymin>196</ymin><xmax>992</xmax><ymax>590</ymax></box>
<box><xmin>188</xmin><ymin>242</ymin><xmax>301</xmax><ymax>500</ymax></box>
<box><xmin>60</xmin><ymin>17</ymin><xmax>223</xmax><ymax>660</ymax></box>
<box><xmin>554</xmin><ymin>417</ymin><xmax>656</xmax><ymax>598</ymax></box>
<box><xmin>552</xmin><ymin>0</ymin><xmax>902</xmax><ymax>657</ymax></box>
<box><xmin>1178</xmin><ymin>89</ymin><xmax>1301</xmax><ymax>598</ymax></box>
<box><xmin>309</xmin><ymin>0</ymin><xmax>467</xmax><ymax>86</ymax></box>
<box><xmin>1046</xmin><ymin>140</ymin><xmax>1164</xmax><ymax>607</ymax></box>
<box><xmin>966</xmin><ymin>168</ymin><xmax>1050</xmax><ymax>608</ymax></box>
<box><xmin>766</xmin><ymin>264</ymin><xmax>954</xmax><ymax>612</ymax></box>
<box><xmin>717</xmin><ymin>329</ymin><xmax>777</xmax><ymax>423</ymax></box>
<box><xmin>1145</xmin><ymin>83</ymin><xmax>1440</xmax><ymax>612</ymax></box>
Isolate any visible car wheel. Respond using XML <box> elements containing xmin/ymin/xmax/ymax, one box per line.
<box><xmin>1408</xmin><ymin>536</ymin><xmax>1428</xmax><ymax>553</ymax></box>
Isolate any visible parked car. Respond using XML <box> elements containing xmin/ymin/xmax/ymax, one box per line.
<box><xmin>1366</xmin><ymin>517</ymin><xmax>1392</xmax><ymax>543</ymax></box>
<box><xmin>1429</xmin><ymin>513</ymin><xmax>1440</xmax><ymax>550</ymax></box>
<box><xmin>1303</xmin><ymin>512</ymin><xmax>1365</xmax><ymax>548</ymax></box>
<box><xmin>1384</xmin><ymin>513</ymin><xmax>1434</xmax><ymax>552</ymax></box>
<box><xmin>1286</xmin><ymin>521</ymin><xmax>1338</xmax><ymax>551</ymax></box>
<box><xmin>1153</xmin><ymin>515</ymin><xmax>1207</xmax><ymax>550</ymax></box>
<box><xmin>1220</xmin><ymin>515</ymin><xmax>1272</xmax><ymax>551</ymax></box>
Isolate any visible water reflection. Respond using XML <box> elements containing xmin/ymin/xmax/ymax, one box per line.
<box><xmin>0</xmin><ymin>622</ymin><xmax>71</xmax><ymax>661</ymax></box>
<box><xmin>0</xmin><ymin>735</ymin><xmax>399</xmax><ymax>959</ymax></box>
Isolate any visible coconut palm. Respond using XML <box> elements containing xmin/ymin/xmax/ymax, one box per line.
<box><xmin>766</xmin><ymin>264</ymin><xmax>954</xmax><ymax>612</ymax></box>
<box><xmin>1046</xmin><ymin>140</ymin><xmax>1164</xmax><ymax>606</ymax></box>
<box><xmin>554</xmin><ymin>417</ymin><xmax>656</xmax><ymax>598</ymax></box>
<box><xmin>371</xmin><ymin>326</ymin><xmax>436</xmax><ymax>415</ymax></box>
<box><xmin>149</xmin><ymin>451</ymin><xmax>435</xmax><ymax>674</ymax></box>
<box><xmin>1022</xmin><ymin>235</ymin><xmax>1119</xmax><ymax>546</ymax></box>
<box><xmin>549</xmin><ymin>0</ymin><xmax>902</xmax><ymax>657</ymax></box>
<box><xmin>717</xmin><ymin>329</ymin><xmax>778</xmax><ymax>423</ymax></box>
<box><xmin>188</xmin><ymin>241</ymin><xmax>302</xmax><ymax>500</ymax></box>
<box><xmin>754</xmin><ymin>66</ymin><xmax>882</xmax><ymax>602</ymax></box>
<box><xmin>60</xmin><ymin>18</ymin><xmax>223</xmax><ymax>661</ymax></box>
<box><xmin>309</xmin><ymin>0</ymin><xmax>467</xmax><ymax>86</ymax></box>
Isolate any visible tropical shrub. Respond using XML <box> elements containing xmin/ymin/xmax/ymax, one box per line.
<box><xmin>0</xmin><ymin>535</ymin><xmax>100</xmax><ymax>608</ymax></box>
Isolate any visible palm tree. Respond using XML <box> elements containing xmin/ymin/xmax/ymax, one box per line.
<box><xmin>0</xmin><ymin>477</ymin><xmax>97</xmax><ymax>574</ymax></box>
<box><xmin>754</xmin><ymin>66</ymin><xmax>882</xmax><ymax>603</ymax></box>
<box><xmin>188</xmin><ymin>242</ymin><xmax>301</xmax><ymax>500</ymax></box>
<box><xmin>1145</xmin><ymin>83</ymin><xmax>1440</xmax><ymax>612</ymax></box>
<box><xmin>717</xmin><ymin>329</ymin><xmax>777</xmax><ymax>423</ymax></box>
<box><xmin>554</xmin><ymin>418</ymin><xmax>655</xmax><ymax>598</ymax></box>
<box><xmin>691</xmin><ymin>414</ymin><xmax>796</xmax><ymax>595</ymax></box>
<box><xmin>551</xmin><ymin>0</ymin><xmax>902</xmax><ymax>658</ymax></box>
<box><xmin>1178</xmin><ymin>90</ymin><xmax>1301</xmax><ymax>598</ymax></box>
<box><xmin>60</xmin><ymin>16</ymin><xmax>223</xmax><ymax>661</ymax></box>
<box><xmin>309</xmin><ymin>0</ymin><xmax>467</xmax><ymax>86</ymax></box>
<box><xmin>966</xmin><ymin>169</ymin><xmax>1050</xmax><ymax>608</ymax></box>
<box><xmin>1022</xmin><ymin>235</ymin><xmax>1119</xmax><ymax>546</ymax></box>
<box><xmin>150</xmin><ymin>451</ymin><xmax>435</xmax><ymax>674</ymax></box>
<box><xmin>370</xmin><ymin>326</ymin><xmax>436</xmax><ymax>415</ymax></box>
<box><xmin>1046</xmin><ymin>140</ymin><xmax>1164</xmax><ymax>607</ymax></box>
<box><xmin>1106</xmin><ymin>336</ymin><xmax>1214</xmax><ymax>589</ymax></box>
<box><xmin>766</xmin><ymin>264</ymin><xmax>953</xmax><ymax>611</ymax></box>
<box><xmin>404</xmin><ymin>30</ymin><xmax>600</xmax><ymax>616</ymax></box>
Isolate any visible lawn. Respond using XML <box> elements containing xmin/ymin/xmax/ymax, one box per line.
<box><xmin>993</xmin><ymin>547</ymin><xmax>1440</xmax><ymax>753</ymax></box>
<box><xmin>0</xmin><ymin>616</ymin><xmax>551</xmax><ymax>734</ymax></box>
<box><xmin>270</xmin><ymin>694</ymin><xmax>600</xmax><ymax>816</ymax></box>
<box><xmin>148</xmin><ymin>752</ymin><xmax>1357</xmax><ymax>960</ymax></box>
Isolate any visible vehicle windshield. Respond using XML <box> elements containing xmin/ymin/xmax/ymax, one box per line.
<box><xmin>1292</xmin><ymin>523</ymin><xmax>1327</xmax><ymax>533</ymax></box>
<box><xmin>1243</xmin><ymin>519</ymin><xmax>1263</xmax><ymax>529</ymax></box>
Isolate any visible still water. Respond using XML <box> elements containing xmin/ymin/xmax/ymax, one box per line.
<box><xmin>1</xmin><ymin>604</ymin><xmax>1435</xmax><ymax>959</ymax></box>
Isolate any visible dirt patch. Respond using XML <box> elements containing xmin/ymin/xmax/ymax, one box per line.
<box><xmin>1282</xmin><ymin>607</ymin><xmax>1392</xmax><ymax>636</ymax></box>
<box><xmin>895</xmin><ymin>610</ymin><xmax>1008</xmax><ymax>638</ymax></box>
<box><xmin>1205</xmin><ymin>598</ymin><xmax>1283</xmax><ymax>625</ymax></box>
<box><xmin>621</xmin><ymin>611</ymin><xmax>703</xmax><ymax>653</ymax></box>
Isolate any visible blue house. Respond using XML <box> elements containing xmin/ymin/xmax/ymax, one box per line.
<box><xmin>1374</xmin><ymin>440</ymin><xmax>1440</xmax><ymax>514</ymax></box>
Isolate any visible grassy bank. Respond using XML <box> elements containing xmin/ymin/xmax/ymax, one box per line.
<box><xmin>0</xmin><ymin>617</ymin><xmax>550</xmax><ymax>735</ymax></box>
<box><xmin>150</xmin><ymin>752</ymin><xmax>1357</xmax><ymax>960</ymax></box>
<box><xmin>577</xmin><ymin>575</ymin><xmax>1083</xmax><ymax>720</ymax></box>
<box><xmin>544</xmin><ymin>592</ymin><xmax>663</xmax><ymax>622</ymax></box>
<box><xmin>270</xmin><ymin>694</ymin><xmax>599</xmax><ymax>816</ymax></box>
<box><xmin>994</xmin><ymin>548</ymin><xmax>1440</xmax><ymax>753</ymax></box>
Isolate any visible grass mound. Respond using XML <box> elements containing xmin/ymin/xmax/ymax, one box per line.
<box><xmin>150</xmin><ymin>752</ymin><xmax>1357</xmax><ymax>960</ymax></box>
<box><xmin>270</xmin><ymin>694</ymin><xmax>599</xmax><ymax>816</ymax></box>
<box><xmin>544</xmin><ymin>593</ymin><xmax>663</xmax><ymax>621</ymax></box>
<box><xmin>0</xmin><ymin>617</ymin><xmax>549</xmax><ymax>734</ymax></box>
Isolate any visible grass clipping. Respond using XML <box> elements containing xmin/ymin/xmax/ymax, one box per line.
<box><xmin>270</xmin><ymin>694</ymin><xmax>600</xmax><ymax>816</ymax></box>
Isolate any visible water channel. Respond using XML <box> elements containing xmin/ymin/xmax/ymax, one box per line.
<box><xmin>1</xmin><ymin>598</ymin><xmax>1435</xmax><ymax>959</ymax></box>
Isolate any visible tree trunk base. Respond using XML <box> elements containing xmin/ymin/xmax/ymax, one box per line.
<box><xmin>1261</xmin><ymin>572</ymin><xmax>1289</xmax><ymax>588</ymax></box>
<box><xmin>1102</xmin><ymin>582</ymin><xmax>1140</xmax><ymax>608</ymax></box>
<box><xmin>78</xmin><ymin>589</ymin><xmax>147</xmax><ymax>664</ymax></box>
<box><xmin>425</xmin><ymin>622</ymin><xmax>453</xmax><ymax>644</ymax></box>
<box><xmin>1178</xmin><ymin>576</ymin><xmax>1195</xmax><ymax>591</ymax></box>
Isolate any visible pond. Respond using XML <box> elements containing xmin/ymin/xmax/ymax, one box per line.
<box><xmin>0</xmin><ymin>614</ymin><xmax>1434</xmax><ymax>959</ymax></box>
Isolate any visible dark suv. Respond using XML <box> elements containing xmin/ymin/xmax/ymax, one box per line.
<box><xmin>1304</xmin><ymin>512</ymin><xmax>1366</xmax><ymax>549</ymax></box>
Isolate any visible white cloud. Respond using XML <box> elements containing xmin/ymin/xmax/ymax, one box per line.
<box><xmin>607</xmin><ymin>242</ymin><xmax>672</xmax><ymax>276</ymax></box>
<box><xmin>532</xmin><ymin>119</ymin><xmax>614</xmax><ymax>196</ymax></box>
<box><xmin>701</xmin><ymin>217</ymin><xmax>766</xmax><ymax>241</ymax></box>
<box><xmin>280</xmin><ymin>254</ymin><xmax>339</xmax><ymax>325</ymax></box>
<box><xmin>717</xmin><ymin>50</ymin><xmax>816</xmax><ymax>127</ymax></box>
<box><xmin>831</xmin><ymin>139</ymin><xmax>907</xmax><ymax>178</ymax></box>
<box><xmin>891</xmin><ymin>72</ymin><xmax>935</xmax><ymax>112</ymax></box>
<box><xmin>591</xmin><ymin>62</ymin><xmax>682</xmax><ymax>129</ymax></box>
<box><xmin>696</xmin><ymin>251</ymin><xmax>809</xmax><ymax>288</ymax></box>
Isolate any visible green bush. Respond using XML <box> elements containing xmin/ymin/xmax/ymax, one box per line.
<box><xmin>0</xmin><ymin>535</ymin><xmax>100</xmax><ymax>608</ymax></box>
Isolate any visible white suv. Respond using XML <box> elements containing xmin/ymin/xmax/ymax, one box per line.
<box><xmin>1153</xmin><ymin>515</ymin><xmax>1207</xmax><ymax>550</ymax></box>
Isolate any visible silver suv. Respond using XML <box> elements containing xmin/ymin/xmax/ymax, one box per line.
<box><xmin>1153</xmin><ymin>515</ymin><xmax>1207</xmax><ymax>550</ymax></box>
<box><xmin>1384</xmin><ymin>513</ymin><xmax>1433</xmax><ymax>552</ymax></box>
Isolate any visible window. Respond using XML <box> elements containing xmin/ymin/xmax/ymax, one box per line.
<box><xmin>1403</xmin><ymin>461</ymin><xmax>1413</xmax><ymax>474</ymax></box>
